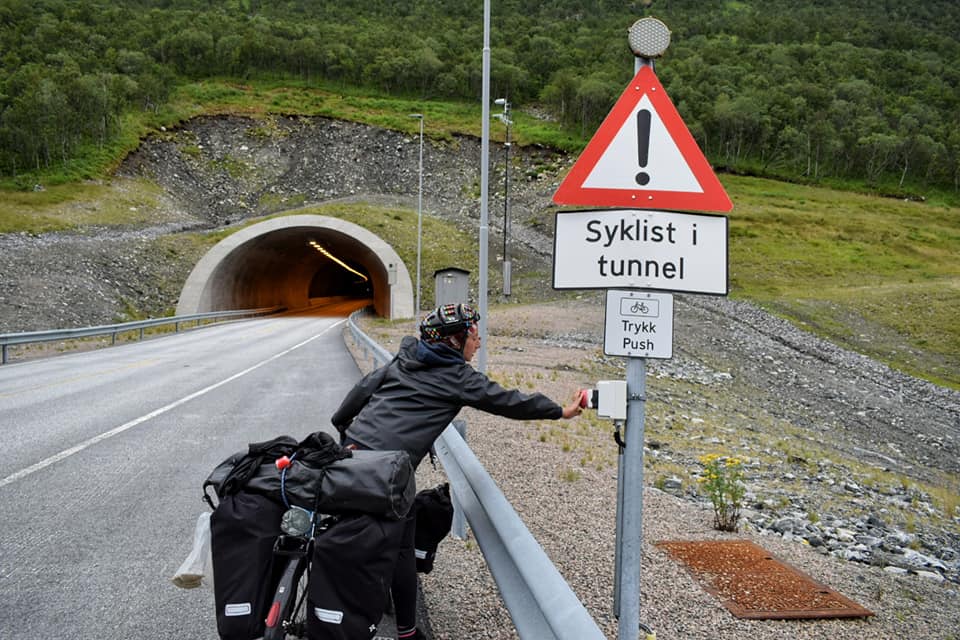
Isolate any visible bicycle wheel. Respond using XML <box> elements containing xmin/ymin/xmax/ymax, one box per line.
<box><xmin>263</xmin><ymin>553</ymin><xmax>310</xmax><ymax>640</ymax></box>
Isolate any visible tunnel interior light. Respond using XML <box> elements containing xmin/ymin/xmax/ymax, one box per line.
<box><xmin>308</xmin><ymin>240</ymin><xmax>369</xmax><ymax>282</ymax></box>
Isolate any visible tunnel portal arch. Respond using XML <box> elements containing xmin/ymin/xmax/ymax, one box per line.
<box><xmin>176</xmin><ymin>215</ymin><xmax>414</xmax><ymax>319</ymax></box>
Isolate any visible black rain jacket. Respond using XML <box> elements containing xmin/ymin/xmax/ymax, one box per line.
<box><xmin>332</xmin><ymin>335</ymin><xmax>562</xmax><ymax>468</ymax></box>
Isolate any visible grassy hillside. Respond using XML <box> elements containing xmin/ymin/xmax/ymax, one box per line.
<box><xmin>724</xmin><ymin>175</ymin><xmax>959</xmax><ymax>388</ymax></box>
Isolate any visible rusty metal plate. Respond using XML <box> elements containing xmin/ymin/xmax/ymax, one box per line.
<box><xmin>656</xmin><ymin>540</ymin><xmax>875</xmax><ymax>620</ymax></box>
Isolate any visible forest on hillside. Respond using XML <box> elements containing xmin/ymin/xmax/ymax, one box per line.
<box><xmin>1</xmin><ymin>0</ymin><xmax>958</xmax><ymax>196</ymax></box>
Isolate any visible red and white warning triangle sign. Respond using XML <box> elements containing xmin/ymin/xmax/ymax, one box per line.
<box><xmin>553</xmin><ymin>65</ymin><xmax>732</xmax><ymax>212</ymax></box>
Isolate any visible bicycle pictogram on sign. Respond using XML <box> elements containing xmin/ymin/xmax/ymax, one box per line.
<box><xmin>621</xmin><ymin>298</ymin><xmax>660</xmax><ymax>318</ymax></box>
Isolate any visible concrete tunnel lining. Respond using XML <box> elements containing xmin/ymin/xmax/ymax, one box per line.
<box><xmin>176</xmin><ymin>215</ymin><xmax>414</xmax><ymax>320</ymax></box>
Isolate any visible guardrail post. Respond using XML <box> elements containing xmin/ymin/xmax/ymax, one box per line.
<box><xmin>2</xmin><ymin>344</ymin><xmax>7</xmax><ymax>365</ymax></box>
<box><xmin>450</xmin><ymin>419</ymin><xmax>468</xmax><ymax>540</ymax></box>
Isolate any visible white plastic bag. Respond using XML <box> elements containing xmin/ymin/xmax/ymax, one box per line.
<box><xmin>171</xmin><ymin>512</ymin><xmax>214</xmax><ymax>589</ymax></box>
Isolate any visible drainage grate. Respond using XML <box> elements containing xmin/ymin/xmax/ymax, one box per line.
<box><xmin>656</xmin><ymin>540</ymin><xmax>875</xmax><ymax>620</ymax></box>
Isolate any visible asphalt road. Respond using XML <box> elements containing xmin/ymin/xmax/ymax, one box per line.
<box><xmin>0</xmin><ymin>308</ymin><xmax>366</xmax><ymax>639</ymax></box>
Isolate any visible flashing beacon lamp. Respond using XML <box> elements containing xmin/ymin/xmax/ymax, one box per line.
<box><xmin>627</xmin><ymin>17</ymin><xmax>671</xmax><ymax>69</ymax></box>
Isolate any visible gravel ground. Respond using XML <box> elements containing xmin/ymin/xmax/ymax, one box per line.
<box><xmin>349</xmin><ymin>296</ymin><xmax>960</xmax><ymax>640</ymax></box>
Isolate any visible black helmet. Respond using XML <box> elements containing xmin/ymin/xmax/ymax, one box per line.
<box><xmin>419</xmin><ymin>303</ymin><xmax>480</xmax><ymax>342</ymax></box>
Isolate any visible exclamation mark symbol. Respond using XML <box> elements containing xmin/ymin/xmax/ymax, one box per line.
<box><xmin>636</xmin><ymin>109</ymin><xmax>651</xmax><ymax>186</ymax></box>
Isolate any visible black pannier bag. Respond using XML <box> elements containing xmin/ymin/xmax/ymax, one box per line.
<box><xmin>307</xmin><ymin>513</ymin><xmax>407</xmax><ymax>640</ymax></box>
<box><xmin>209</xmin><ymin>490</ymin><xmax>287</xmax><ymax>640</ymax></box>
<box><xmin>202</xmin><ymin>431</ymin><xmax>415</xmax><ymax>640</ymax></box>
<box><xmin>204</xmin><ymin>432</ymin><xmax>416</xmax><ymax>520</ymax></box>
<box><xmin>246</xmin><ymin>449</ymin><xmax>416</xmax><ymax>519</ymax></box>
<box><xmin>413</xmin><ymin>483</ymin><xmax>454</xmax><ymax>574</ymax></box>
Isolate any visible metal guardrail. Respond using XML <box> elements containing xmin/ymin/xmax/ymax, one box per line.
<box><xmin>0</xmin><ymin>306</ymin><xmax>283</xmax><ymax>364</ymax></box>
<box><xmin>346</xmin><ymin>311</ymin><xmax>606</xmax><ymax>640</ymax></box>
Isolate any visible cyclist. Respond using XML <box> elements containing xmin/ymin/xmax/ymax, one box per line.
<box><xmin>332</xmin><ymin>302</ymin><xmax>584</xmax><ymax>640</ymax></box>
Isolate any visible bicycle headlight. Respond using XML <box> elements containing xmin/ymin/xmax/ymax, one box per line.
<box><xmin>280</xmin><ymin>507</ymin><xmax>313</xmax><ymax>536</ymax></box>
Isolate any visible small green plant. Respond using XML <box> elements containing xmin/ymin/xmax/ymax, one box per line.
<box><xmin>698</xmin><ymin>453</ymin><xmax>746</xmax><ymax>532</ymax></box>
<box><xmin>904</xmin><ymin>512</ymin><xmax>918</xmax><ymax>534</ymax></box>
<box><xmin>930</xmin><ymin>479</ymin><xmax>960</xmax><ymax>521</ymax></box>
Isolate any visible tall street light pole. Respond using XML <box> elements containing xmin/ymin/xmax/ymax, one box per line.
<box><xmin>494</xmin><ymin>98</ymin><xmax>512</xmax><ymax>297</ymax></box>
<box><xmin>478</xmin><ymin>0</ymin><xmax>491</xmax><ymax>373</ymax></box>
<box><xmin>409</xmin><ymin>113</ymin><xmax>424</xmax><ymax>318</ymax></box>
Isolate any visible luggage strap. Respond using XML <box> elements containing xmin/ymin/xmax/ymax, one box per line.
<box><xmin>279</xmin><ymin>452</ymin><xmax>297</xmax><ymax>508</ymax></box>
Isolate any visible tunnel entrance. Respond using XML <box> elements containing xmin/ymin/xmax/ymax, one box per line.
<box><xmin>176</xmin><ymin>215</ymin><xmax>413</xmax><ymax>319</ymax></box>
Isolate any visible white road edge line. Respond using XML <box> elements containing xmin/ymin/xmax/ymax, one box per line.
<box><xmin>0</xmin><ymin>320</ymin><xmax>344</xmax><ymax>489</ymax></box>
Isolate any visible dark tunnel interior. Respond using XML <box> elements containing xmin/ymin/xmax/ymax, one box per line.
<box><xmin>307</xmin><ymin>256</ymin><xmax>373</xmax><ymax>298</ymax></box>
<box><xmin>200</xmin><ymin>227</ymin><xmax>381</xmax><ymax>311</ymax></box>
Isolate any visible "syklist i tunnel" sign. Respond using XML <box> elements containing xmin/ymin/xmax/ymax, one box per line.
<box><xmin>552</xmin><ymin>208</ymin><xmax>728</xmax><ymax>295</ymax></box>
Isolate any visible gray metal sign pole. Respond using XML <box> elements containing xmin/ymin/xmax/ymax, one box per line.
<box><xmin>616</xmin><ymin>45</ymin><xmax>658</xmax><ymax>640</ymax></box>
<box><xmin>616</xmin><ymin>357</ymin><xmax>647</xmax><ymax>640</ymax></box>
